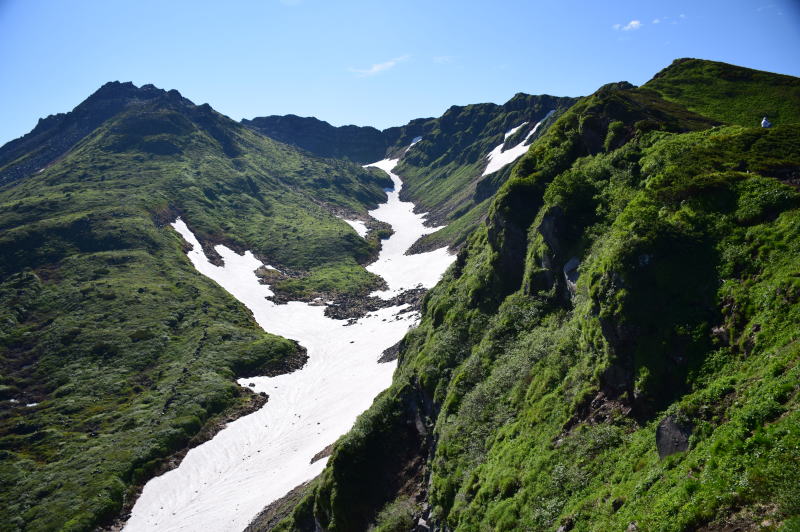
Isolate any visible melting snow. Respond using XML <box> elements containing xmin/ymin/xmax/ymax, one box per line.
<box><xmin>125</xmin><ymin>148</ymin><xmax>454</xmax><ymax>532</ymax></box>
<box><xmin>341</xmin><ymin>218</ymin><xmax>368</xmax><ymax>238</ymax></box>
<box><xmin>482</xmin><ymin>110</ymin><xmax>555</xmax><ymax>176</ymax></box>
<box><xmin>364</xmin><ymin>157</ymin><xmax>452</xmax><ymax>299</ymax></box>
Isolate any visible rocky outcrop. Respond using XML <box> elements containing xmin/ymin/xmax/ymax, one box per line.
<box><xmin>563</xmin><ymin>257</ymin><xmax>580</xmax><ymax>297</ymax></box>
<box><xmin>323</xmin><ymin>287</ymin><xmax>426</xmax><ymax>323</ymax></box>
<box><xmin>656</xmin><ymin>415</ymin><xmax>692</xmax><ymax>458</ymax></box>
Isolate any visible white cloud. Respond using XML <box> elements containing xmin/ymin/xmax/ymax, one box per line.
<box><xmin>623</xmin><ymin>20</ymin><xmax>642</xmax><ymax>31</ymax></box>
<box><xmin>433</xmin><ymin>55</ymin><xmax>453</xmax><ymax>64</ymax></box>
<box><xmin>279</xmin><ymin>0</ymin><xmax>302</xmax><ymax>5</ymax></box>
<box><xmin>349</xmin><ymin>55</ymin><xmax>410</xmax><ymax>77</ymax></box>
<box><xmin>613</xmin><ymin>20</ymin><xmax>642</xmax><ymax>31</ymax></box>
<box><xmin>652</xmin><ymin>18</ymin><xmax>661</xmax><ymax>24</ymax></box>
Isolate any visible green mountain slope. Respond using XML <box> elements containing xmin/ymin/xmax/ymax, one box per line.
<box><xmin>0</xmin><ymin>83</ymin><xmax>393</xmax><ymax>530</ymax></box>
<box><xmin>276</xmin><ymin>60</ymin><xmax>800</xmax><ymax>531</ymax></box>
<box><xmin>0</xmin><ymin>82</ymin><xmax>170</xmax><ymax>187</ymax></box>
<box><xmin>645</xmin><ymin>58</ymin><xmax>800</xmax><ymax>127</ymax></box>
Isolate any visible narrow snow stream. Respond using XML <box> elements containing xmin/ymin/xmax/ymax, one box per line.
<box><xmin>125</xmin><ymin>153</ymin><xmax>454</xmax><ymax>531</ymax></box>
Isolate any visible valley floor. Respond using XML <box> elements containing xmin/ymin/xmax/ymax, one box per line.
<box><xmin>124</xmin><ymin>154</ymin><xmax>454</xmax><ymax>531</ymax></box>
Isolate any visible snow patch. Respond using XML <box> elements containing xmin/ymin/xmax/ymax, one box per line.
<box><xmin>482</xmin><ymin>110</ymin><xmax>555</xmax><ymax>177</ymax></box>
<box><xmin>340</xmin><ymin>218</ymin><xmax>368</xmax><ymax>238</ymax></box>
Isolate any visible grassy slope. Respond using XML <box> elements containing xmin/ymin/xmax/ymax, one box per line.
<box><xmin>0</xmin><ymin>91</ymin><xmax>393</xmax><ymax>530</ymax></box>
<box><xmin>277</xmin><ymin>61</ymin><xmax>800</xmax><ymax>531</ymax></box>
<box><xmin>645</xmin><ymin>58</ymin><xmax>800</xmax><ymax>127</ymax></box>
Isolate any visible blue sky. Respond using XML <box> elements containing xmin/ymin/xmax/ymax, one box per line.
<box><xmin>1</xmin><ymin>0</ymin><xmax>799</xmax><ymax>146</ymax></box>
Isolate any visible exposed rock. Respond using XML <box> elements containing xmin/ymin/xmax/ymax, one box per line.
<box><xmin>656</xmin><ymin>415</ymin><xmax>692</xmax><ymax>458</ymax></box>
<box><xmin>379</xmin><ymin>340</ymin><xmax>402</xmax><ymax>363</ymax></box>
<box><xmin>244</xmin><ymin>479</ymin><xmax>315</xmax><ymax>532</ymax></box>
<box><xmin>563</xmin><ymin>257</ymin><xmax>580</xmax><ymax>296</ymax></box>
<box><xmin>310</xmin><ymin>443</ymin><xmax>335</xmax><ymax>464</ymax></box>
<box><xmin>324</xmin><ymin>287</ymin><xmax>426</xmax><ymax>322</ymax></box>
<box><xmin>557</xmin><ymin>516</ymin><xmax>575</xmax><ymax>532</ymax></box>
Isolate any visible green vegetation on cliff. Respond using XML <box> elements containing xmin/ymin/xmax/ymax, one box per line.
<box><xmin>278</xmin><ymin>60</ymin><xmax>800</xmax><ymax>531</ymax></box>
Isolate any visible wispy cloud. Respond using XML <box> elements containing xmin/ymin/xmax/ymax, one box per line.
<box><xmin>613</xmin><ymin>19</ymin><xmax>642</xmax><ymax>31</ymax></box>
<box><xmin>651</xmin><ymin>14</ymin><xmax>690</xmax><ymax>26</ymax></box>
<box><xmin>278</xmin><ymin>0</ymin><xmax>302</xmax><ymax>5</ymax></box>
<box><xmin>349</xmin><ymin>55</ymin><xmax>410</xmax><ymax>77</ymax></box>
<box><xmin>433</xmin><ymin>55</ymin><xmax>453</xmax><ymax>64</ymax></box>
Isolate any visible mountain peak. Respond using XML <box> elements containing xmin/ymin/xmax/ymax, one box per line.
<box><xmin>83</xmin><ymin>81</ymin><xmax>190</xmax><ymax>108</ymax></box>
<box><xmin>0</xmin><ymin>81</ymin><xmax>199</xmax><ymax>185</ymax></box>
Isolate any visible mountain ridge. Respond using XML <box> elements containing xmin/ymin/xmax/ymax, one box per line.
<box><xmin>0</xmin><ymin>58</ymin><xmax>798</xmax><ymax>531</ymax></box>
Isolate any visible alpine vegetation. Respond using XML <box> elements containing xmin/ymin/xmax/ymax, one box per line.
<box><xmin>0</xmin><ymin>58</ymin><xmax>799</xmax><ymax>532</ymax></box>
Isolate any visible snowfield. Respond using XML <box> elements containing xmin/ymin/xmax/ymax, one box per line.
<box><xmin>124</xmin><ymin>151</ymin><xmax>454</xmax><ymax>532</ymax></box>
<box><xmin>365</xmin><ymin>157</ymin><xmax>452</xmax><ymax>299</ymax></box>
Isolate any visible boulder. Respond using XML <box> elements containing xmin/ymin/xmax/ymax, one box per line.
<box><xmin>656</xmin><ymin>415</ymin><xmax>691</xmax><ymax>458</ymax></box>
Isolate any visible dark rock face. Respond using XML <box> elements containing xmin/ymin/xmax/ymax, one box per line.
<box><xmin>323</xmin><ymin>287</ymin><xmax>426</xmax><ymax>323</ymax></box>
<box><xmin>378</xmin><ymin>340</ymin><xmax>402</xmax><ymax>363</ymax></box>
<box><xmin>656</xmin><ymin>415</ymin><xmax>692</xmax><ymax>458</ymax></box>
<box><xmin>243</xmin><ymin>114</ymin><xmax>388</xmax><ymax>163</ymax></box>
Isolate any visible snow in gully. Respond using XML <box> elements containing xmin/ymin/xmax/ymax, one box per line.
<box><xmin>124</xmin><ymin>152</ymin><xmax>454</xmax><ymax>531</ymax></box>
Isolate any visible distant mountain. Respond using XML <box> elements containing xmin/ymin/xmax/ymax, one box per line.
<box><xmin>242</xmin><ymin>114</ymin><xmax>389</xmax><ymax>163</ymax></box>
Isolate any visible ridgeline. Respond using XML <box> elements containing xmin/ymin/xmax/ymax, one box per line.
<box><xmin>1</xmin><ymin>58</ymin><xmax>799</xmax><ymax>531</ymax></box>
